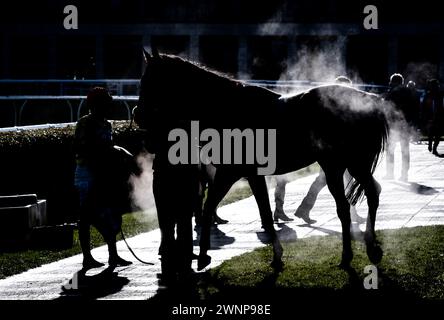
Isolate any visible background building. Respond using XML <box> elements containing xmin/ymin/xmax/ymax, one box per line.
<box><xmin>0</xmin><ymin>0</ymin><xmax>443</xmax><ymax>125</ymax></box>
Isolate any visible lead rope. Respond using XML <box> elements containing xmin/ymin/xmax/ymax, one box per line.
<box><xmin>120</xmin><ymin>228</ymin><xmax>154</xmax><ymax>265</ymax></box>
<box><xmin>120</xmin><ymin>105</ymin><xmax>154</xmax><ymax>265</ymax></box>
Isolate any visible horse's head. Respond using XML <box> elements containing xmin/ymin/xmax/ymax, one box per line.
<box><xmin>135</xmin><ymin>46</ymin><xmax>240</xmax><ymax>130</ymax></box>
<box><xmin>135</xmin><ymin>47</ymin><xmax>197</xmax><ymax>129</ymax></box>
<box><xmin>135</xmin><ymin>47</ymin><xmax>164</xmax><ymax>128</ymax></box>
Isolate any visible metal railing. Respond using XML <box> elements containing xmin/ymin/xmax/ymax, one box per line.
<box><xmin>0</xmin><ymin>79</ymin><xmax>139</xmax><ymax>96</ymax></box>
<box><xmin>0</xmin><ymin>95</ymin><xmax>138</xmax><ymax>126</ymax></box>
<box><xmin>0</xmin><ymin>79</ymin><xmax>390</xmax><ymax>127</ymax></box>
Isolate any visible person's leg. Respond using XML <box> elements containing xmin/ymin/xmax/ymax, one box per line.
<box><xmin>428</xmin><ymin>122</ymin><xmax>434</xmax><ymax>152</ymax></box>
<box><xmin>175</xmin><ymin>169</ymin><xmax>199</xmax><ymax>281</ymax></box>
<box><xmin>432</xmin><ymin>124</ymin><xmax>441</xmax><ymax>155</ymax></box>
<box><xmin>153</xmin><ymin>170</ymin><xmax>177</xmax><ymax>281</ymax></box>
<box><xmin>273</xmin><ymin>175</ymin><xmax>293</xmax><ymax>222</ymax></box>
<box><xmin>384</xmin><ymin>131</ymin><xmax>395</xmax><ymax>179</ymax></box>
<box><xmin>75</xmin><ymin>166</ymin><xmax>104</xmax><ymax>269</ymax></box>
<box><xmin>293</xmin><ymin>169</ymin><xmax>325</xmax><ymax>223</ymax></box>
<box><xmin>400</xmin><ymin>134</ymin><xmax>410</xmax><ymax>181</ymax></box>
<box><xmin>79</xmin><ymin>218</ymin><xmax>104</xmax><ymax>268</ymax></box>
<box><xmin>194</xmin><ymin>178</ymin><xmax>206</xmax><ymax>226</ymax></box>
<box><xmin>176</xmin><ymin>209</ymin><xmax>194</xmax><ymax>278</ymax></box>
<box><xmin>98</xmin><ymin>210</ymin><xmax>132</xmax><ymax>267</ymax></box>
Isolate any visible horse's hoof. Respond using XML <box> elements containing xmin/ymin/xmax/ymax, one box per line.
<box><xmin>367</xmin><ymin>244</ymin><xmax>383</xmax><ymax>264</ymax></box>
<box><xmin>271</xmin><ymin>259</ymin><xmax>284</xmax><ymax>272</ymax></box>
<box><xmin>197</xmin><ymin>254</ymin><xmax>212</xmax><ymax>271</ymax></box>
<box><xmin>262</xmin><ymin>224</ymin><xmax>275</xmax><ymax>233</ymax></box>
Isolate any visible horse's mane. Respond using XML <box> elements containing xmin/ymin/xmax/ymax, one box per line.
<box><xmin>160</xmin><ymin>54</ymin><xmax>279</xmax><ymax>98</ymax></box>
<box><xmin>160</xmin><ymin>54</ymin><xmax>242</xmax><ymax>89</ymax></box>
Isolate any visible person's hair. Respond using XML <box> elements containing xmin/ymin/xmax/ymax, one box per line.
<box><xmin>335</xmin><ymin>76</ymin><xmax>352</xmax><ymax>85</ymax></box>
<box><xmin>87</xmin><ymin>87</ymin><xmax>113</xmax><ymax>113</ymax></box>
<box><xmin>389</xmin><ymin>73</ymin><xmax>404</xmax><ymax>86</ymax></box>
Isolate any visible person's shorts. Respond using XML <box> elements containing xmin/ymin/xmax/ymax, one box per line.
<box><xmin>74</xmin><ymin>165</ymin><xmax>94</xmax><ymax>207</ymax></box>
<box><xmin>74</xmin><ymin>165</ymin><xmax>121</xmax><ymax>239</ymax></box>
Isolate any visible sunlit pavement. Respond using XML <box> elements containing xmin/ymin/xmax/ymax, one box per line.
<box><xmin>0</xmin><ymin>142</ymin><xmax>443</xmax><ymax>300</ymax></box>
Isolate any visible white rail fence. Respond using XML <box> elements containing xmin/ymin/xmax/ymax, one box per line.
<box><xmin>0</xmin><ymin>79</ymin><xmax>389</xmax><ymax>128</ymax></box>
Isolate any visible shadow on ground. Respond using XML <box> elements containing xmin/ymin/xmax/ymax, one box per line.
<box><xmin>144</xmin><ymin>266</ymin><xmax>438</xmax><ymax>319</ymax></box>
<box><xmin>256</xmin><ymin>224</ymin><xmax>298</xmax><ymax>244</ymax></box>
<box><xmin>391</xmin><ymin>181</ymin><xmax>439</xmax><ymax>195</ymax></box>
<box><xmin>56</xmin><ymin>266</ymin><xmax>130</xmax><ymax>300</ymax></box>
<box><xmin>194</xmin><ymin>225</ymin><xmax>235</xmax><ymax>249</ymax></box>
<box><xmin>201</xmin><ymin>267</ymin><xmax>436</xmax><ymax>316</ymax></box>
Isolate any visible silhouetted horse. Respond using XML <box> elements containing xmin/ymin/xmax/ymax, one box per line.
<box><xmin>136</xmin><ymin>48</ymin><xmax>389</xmax><ymax>271</ymax></box>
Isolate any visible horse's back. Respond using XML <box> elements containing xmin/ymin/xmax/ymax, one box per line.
<box><xmin>284</xmin><ymin>85</ymin><xmax>380</xmax><ymax>115</ymax></box>
<box><xmin>281</xmin><ymin>85</ymin><xmax>387</xmax><ymax>158</ymax></box>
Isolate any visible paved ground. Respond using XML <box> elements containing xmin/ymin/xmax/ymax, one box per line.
<box><xmin>1</xmin><ymin>143</ymin><xmax>444</xmax><ymax>300</ymax></box>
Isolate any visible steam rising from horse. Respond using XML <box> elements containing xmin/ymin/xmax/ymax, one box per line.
<box><xmin>135</xmin><ymin>48</ymin><xmax>388</xmax><ymax>271</ymax></box>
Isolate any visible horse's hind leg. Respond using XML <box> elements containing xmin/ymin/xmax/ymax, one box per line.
<box><xmin>321</xmin><ymin>163</ymin><xmax>352</xmax><ymax>268</ymax></box>
<box><xmin>248</xmin><ymin>176</ymin><xmax>275</xmax><ymax>232</ymax></box>
<box><xmin>348</xmin><ymin>167</ymin><xmax>383</xmax><ymax>264</ymax></box>
<box><xmin>247</xmin><ymin>175</ymin><xmax>283</xmax><ymax>271</ymax></box>
<box><xmin>364</xmin><ymin>176</ymin><xmax>383</xmax><ymax>264</ymax></box>
<box><xmin>198</xmin><ymin>168</ymin><xmax>240</xmax><ymax>271</ymax></box>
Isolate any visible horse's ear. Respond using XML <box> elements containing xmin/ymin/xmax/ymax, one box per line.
<box><xmin>143</xmin><ymin>48</ymin><xmax>151</xmax><ymax>63</ymax></box>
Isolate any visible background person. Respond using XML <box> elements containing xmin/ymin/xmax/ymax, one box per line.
<box><xmin>74</xmin><ymin>87</ymin><xmax>132</xmax><ymax>269</ymax></box>
<box><xmin>383</xmin><ymin>73</ymin><xmax>417</xmax><ymax>181</ymax></box>
<box><xmin>421</xmin><ymin>79</ymin><xmax>444</xmax><ymax>156</ymax></box>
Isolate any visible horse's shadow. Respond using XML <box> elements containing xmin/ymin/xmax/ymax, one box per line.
<box><xmin>194</xmin><ymin>225</ymin><xmax>235</xmax><ymax>249</ymax></box>
<box><xmin>300</xmin><ymin>224</ymin><xmax>365</xmax><ymax>241</ymax></box>
<box><xmin>341</xmin><ymin>265</ymin><xmax>364</xmax><ymax>290</ymax></box>
<box><xmin>56</xmin><ymin>266</ymin><xmax>130</xmax><ymax>300</ymax></box>
<box><xmin>256</xmin><ymin>223</ymin><xmax>298</xmax><ymax>244</ymax></box>
<box><xmin>391</xmin><ymin>181</ymin><xmax>438</xmax><ymax>195</ymax></box>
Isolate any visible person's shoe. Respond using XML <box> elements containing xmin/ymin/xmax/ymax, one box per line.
<box><xmin>273</xmin><ymin>209</ymin><xmax>294</xmax><ymax>222</ymax></box>
<box><xmin>82</xmin><ymin>257</ymin><xmax>105</xmax><ymax>270</ymax></box>
<box><xmin>109</xmin><ymin>256</ymin><xmax>132</xmax><ymax>267</ymax></box>
<box><xmin>213</xmin><ymin>214</ymin><xmax>228</xmax><ymax>225</ymax></box>
<box><xmin>294</xmin><ymin>207</ymin><xmax>316</xmax><ymax>224</ymax></box>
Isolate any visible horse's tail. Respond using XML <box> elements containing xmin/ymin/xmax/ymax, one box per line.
<box><xmin>346</xmin><ymin>97</ymin><xmax>389</xmax><ymax>205</ymax></box>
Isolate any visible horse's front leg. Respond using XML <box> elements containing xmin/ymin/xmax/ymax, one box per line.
<box><xmin>198</xmin><ymin>168</ymin><xmax>240</xmax><ymax>271</ymax></box>
<box><xmin>247</xmin><ymin>175</ymin><xmax>283</xmax><ymax>271</ymax></box>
